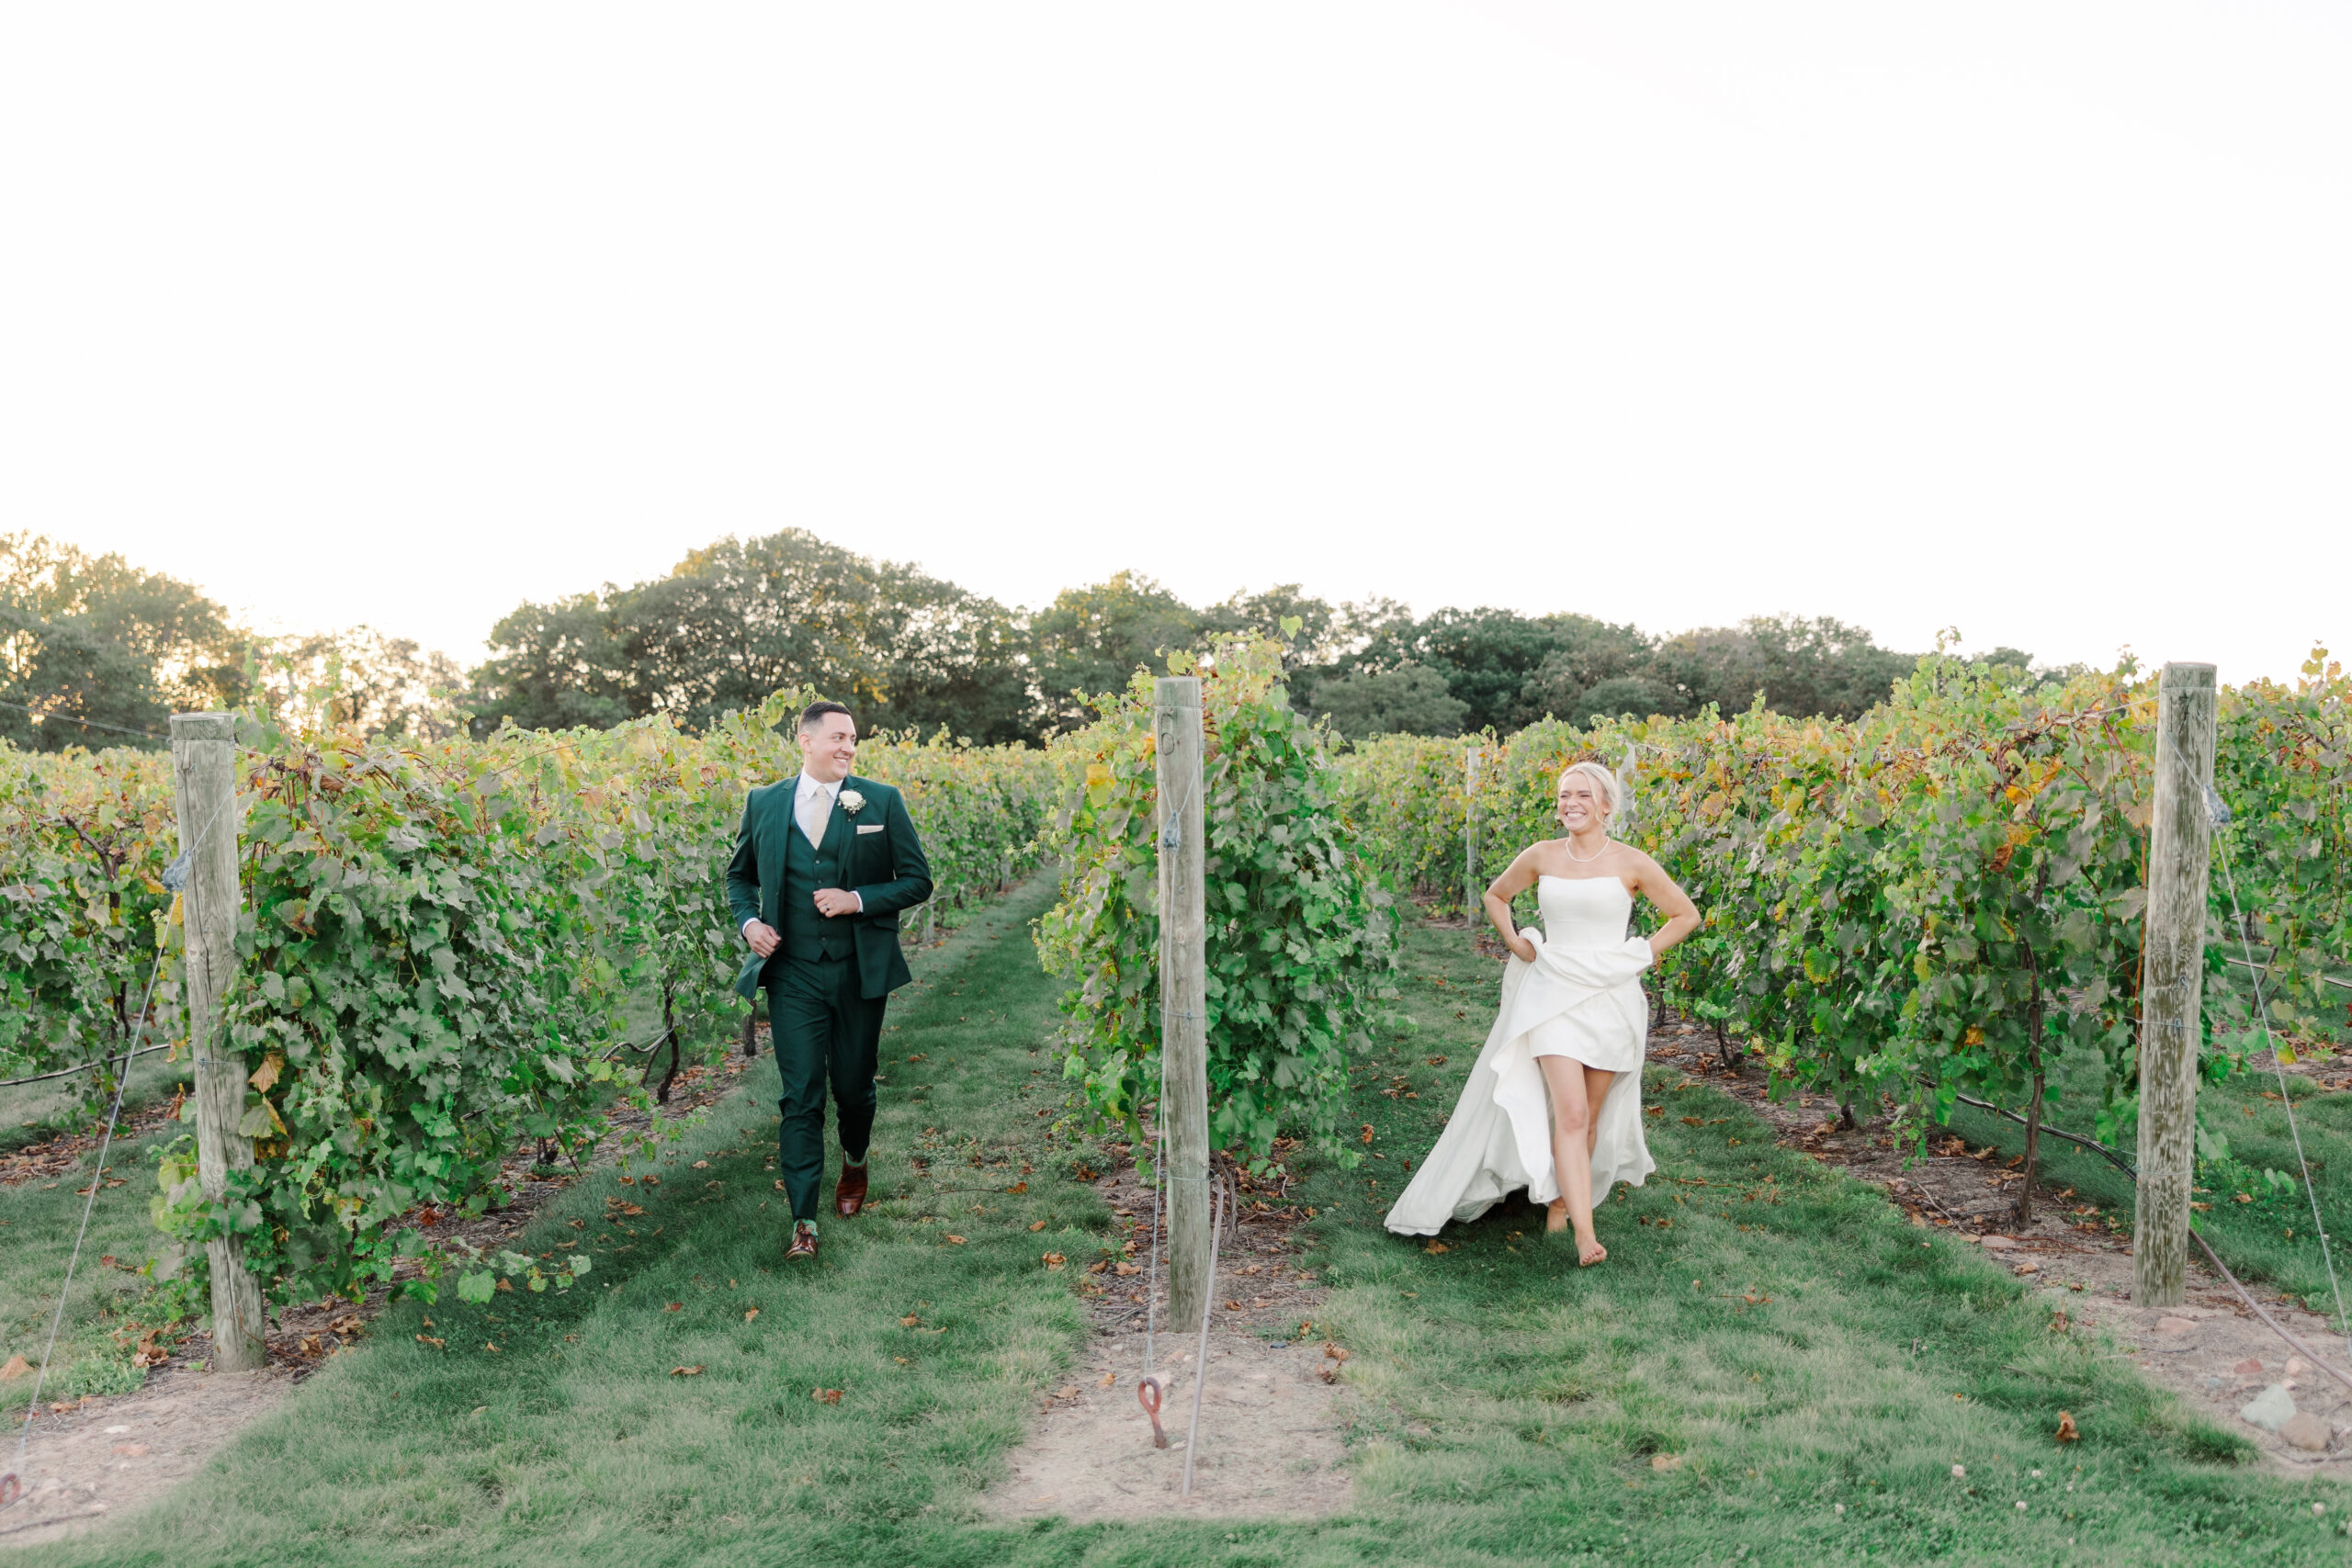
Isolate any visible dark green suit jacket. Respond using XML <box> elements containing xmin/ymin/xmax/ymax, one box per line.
<box><xmin>726</xmin><ymin>774</ymin><xmax>933</xmax><ymax>1001</ymax></box>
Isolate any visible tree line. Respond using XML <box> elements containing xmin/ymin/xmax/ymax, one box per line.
<box><xmin>3</xmin><ymin>526</ymin><xmax>1996</xmax><ymax>750</ymax></box>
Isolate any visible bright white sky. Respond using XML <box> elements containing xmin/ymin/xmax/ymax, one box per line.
<box><xmin>4</xmin><ymin>4</ymin><xmax>2346</xmax><ymax>682</ymax></box>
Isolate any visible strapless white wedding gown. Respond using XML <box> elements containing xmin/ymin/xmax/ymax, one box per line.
<box><xmin>1384</xmin><ymin>875</ymin><xmax>1655</xmax><ymax>1236</ymax></box>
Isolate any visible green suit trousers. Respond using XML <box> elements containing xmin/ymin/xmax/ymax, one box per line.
<box><xmin>765</xmin><ymin>950</ymin><xmax>886</xmax><ymax>1222</ymax></box>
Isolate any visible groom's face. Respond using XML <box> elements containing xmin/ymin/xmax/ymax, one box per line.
<box><xmin>798</xmin><ymin>713</ymin><xmax>858</xmax><ymax>783</ymax></box>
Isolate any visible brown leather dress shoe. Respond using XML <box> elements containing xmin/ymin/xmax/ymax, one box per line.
<box><xmin>834</xmin><ymin>1163</ymin><xmax>869</xmax><ymax>1218</ymax></box>
<box><xmin>786</xmin><ymin>1225</ymin><xmax>819</xmax><ymax>1262</ymax></box>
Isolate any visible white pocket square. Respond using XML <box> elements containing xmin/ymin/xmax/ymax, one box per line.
<box><xmin>855</xmin><ymin>823</ymin><xmax>885</xmax><ymax>834</ymax></box>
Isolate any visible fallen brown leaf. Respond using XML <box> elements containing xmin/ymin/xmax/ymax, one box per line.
<box><xmin>672</xmin><ymin>1365</ymin><xmax>706</xmax><ymax>1377</ymax></box>
<box><xmin>664</xmin><ymin>1303</ymin><xmax>683</xmax><ymax>1312</ymax></box>
<box><xmin>900</xmin><ymin>1314</ymin><xmax>922</xmax><ymax>1327</ymax></box>
<box><xmin>2055</xmin><ymin>1411</ymin><xmax>2080</xmax><ymax>1443</ymax></box>
<box><xmin>743</xmin><ymin>1307</ymin><xmax>760</xmax><ymax>1322</ymax></box>
<box><xmin>812</xmin><ymin>1386</ymin><xmax>842</xmax><ymax>1404</ymax></box>
<box><xmin>1042</xmin><ymin>1252</ymin><xmax>1067</xmax><ymax>1269</ymax></box>
<box><xmin>944</xmin><ymin>1235</ymin><xmax>967</xmax><ymax>1245</ymax></box>
<box><xmin>0</xmin><ymin>1354</ymin><xmax>31</xmax><ymax>1381</ymax></box>
<box><xmin>1028</xmin><ymin>1221</ymin><xmax>1046</xmax><ymax>1232</ymax></box>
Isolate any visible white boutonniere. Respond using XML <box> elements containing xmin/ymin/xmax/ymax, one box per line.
<box><xmin>839</xmin><ymin>789</ymin><xmax>866</xmax><ymax>816</ymax></box>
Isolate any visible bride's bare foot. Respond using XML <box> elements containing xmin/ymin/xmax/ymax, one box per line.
<box><xmin>1577</xmin><ymin>1235</ymin><xmax>1607</xmax><ymax>1267</ymax></box>
<box><xmin>1545</xmin><ymin>1201</ymin><xmax>1569</xmax><ymax>1234</ymax></box>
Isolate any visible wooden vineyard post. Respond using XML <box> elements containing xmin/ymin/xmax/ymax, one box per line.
<box><xmin>170</xmin><ymin>712</ymin><xmax>266</xmax><ymax>1371</ymax></box>
<box><xmin>2134</xmin><ymin>663</ymin><xmax>2218</xmax><ymax>1309</ymax></box>
<box><xmin>1156</xmin><ymin>676</ymin><xmax>1212</xmax><ymax>1330</ymax></box>
<box><xmin>1464</xmin><ymin>747</ymin><xmax>1482</xmax><ymax>921</ymax></box>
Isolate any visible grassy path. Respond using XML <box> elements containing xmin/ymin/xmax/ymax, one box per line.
<box><xmin>1274</xmin><ymin>920</ymin><xmax>2351</xmax><ymax>1565</ymax></box>
<box><xmin>3</xmin><ymin>1052</ymin><xmax>195</xmax><ymax>1404</ymax></box>
<box><xmin>22</xmin><ymin>891</ymin><xmax>2352</xmax><ymax>1565</ymax></box>
<box><xmin>28</xmin><ymin>878</ymin><xmax>1106</xmax><ymax>1566</ymax></box>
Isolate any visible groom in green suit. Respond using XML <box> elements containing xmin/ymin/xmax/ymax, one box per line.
<box><xmin>727</xmin><ymin>700</ymin><xmax>933</xmax><ymax>1262</ymax></box>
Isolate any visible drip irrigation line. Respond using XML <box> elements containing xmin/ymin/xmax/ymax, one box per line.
<box><xmin>2189</xmin><ymin>1229</ymin><xmax>2352</xmax><ymax>1403</ymax></box>
<box><xmin>0</xmin><ymin>698</ymin><xmax>169</xmax><ymax>743</ymax></box>
<box><xmin>0</xmin><ymin>1043</ymin><xmax>175</xmax><ymax>1091</ymax></box>
<box><xmin>2223</xmin><ymin>954</ymin><xmax>2352</xmax><ymax>995</ymax></box>
<box><xmin>1945</xmin><ymin>1091</ymin><xmax>2137</xmax><ymax>1179</ymax></box>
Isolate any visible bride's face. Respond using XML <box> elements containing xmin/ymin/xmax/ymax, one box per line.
<box><xmin>1556</xmin><ymin>773</ymin><xmax>1608</xmax><ymax>833</ymax></box>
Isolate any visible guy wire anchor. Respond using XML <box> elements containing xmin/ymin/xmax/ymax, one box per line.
<box><xmin>1136</xmin><ymin>1374</ymin><xmax>1169</xmax><ymax>1449</ymax></box>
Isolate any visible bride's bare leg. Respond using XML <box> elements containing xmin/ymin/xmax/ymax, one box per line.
<box><xmin>1583</xmin><ymin>1066</ymin><xmax>1615</xmax><ymax>1161</ymax></box>
<box><xmin>1538</xmin><ymin>1057</ymin><xmax>1611</xmax><ymax>1264</ymax></box>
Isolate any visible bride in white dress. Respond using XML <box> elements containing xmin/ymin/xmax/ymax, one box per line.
<box><xmin>1385</xmin><ymin>760</ymin><xmax>1700</xmax><ymax>1266</ymax></box>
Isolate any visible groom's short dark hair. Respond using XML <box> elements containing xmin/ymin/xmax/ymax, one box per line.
<box><xmin>798</xmin><ymin>699</ymin><xmax>854</xmax><ymax>732</ymax></box>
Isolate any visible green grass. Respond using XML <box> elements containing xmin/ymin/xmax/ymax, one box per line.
<box><xmin>2</xmin><ymin>1050</ymin><xmax>195</xmax><ymax>1401</ymax></box>
<box><xmin>17</xmin><ymin>891</ymin><xmax>2352</xmax><ymax>1566</ymax></box>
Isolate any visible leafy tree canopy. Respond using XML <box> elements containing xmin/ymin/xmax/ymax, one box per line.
<box><xmin>1026</xmin><ymin>570</ymin><xmax>1202</xmax><ymax>730</ymax></box>
<box><xmin>1311</xmin><ymin>662</ymin><xmax>1470</xmax><ymax>742</ymax></box>
<box><xmin>0</xmin><ymin>532</ymin><xmax>243</xmax><ymax>749</ymax></box>
<box><xmin>474</xmin><ymin>529</ymin><xmax>1033</xmax><ymax>743</ymax></box>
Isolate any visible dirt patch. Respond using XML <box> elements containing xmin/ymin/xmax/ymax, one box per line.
<box><xmin>2</xmin><ymin>1093</ymin><xmax>187</xmax><ymax>1190</ymax></box>
<box><xmin>0</xmin><ymin>1368</ymin><xmax>284</xmax><ymax>1549</ymax></box>
<box><xmin>1642</xmin><ymin>1013</ymin><xmax>2352</xmax><ymax>1475</ymax></box>
<box><xmin>0</xmin><ymin>1043</ymin><xmax>765</xmax><ymax>1550</ymax></box>
<box><xmin>980</xmin><ymin>1153</ymin><xmax>1354</xmax><ymax>1521</ymax></box>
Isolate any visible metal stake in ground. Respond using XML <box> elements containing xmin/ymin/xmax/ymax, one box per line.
<box><xmin>2134</xmin><ymin>663</ymin><xmax>2216</xmax><ymax>1310</ymax></box>
<box><xmin>172</xmin><ymin>712</ymin><xmax>266</xmax><ymax>1371</ymax></box>
<box><xmin>1156</xmin><ymin>676</ymin><xmax>1211</xmax><ymax>1330</ymax></box>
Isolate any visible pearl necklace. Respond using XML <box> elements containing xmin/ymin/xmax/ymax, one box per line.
<box><xmin>1563</xmin><ymin>835</ymin><xmax>1609</xmax><ymax>864</ymax></box>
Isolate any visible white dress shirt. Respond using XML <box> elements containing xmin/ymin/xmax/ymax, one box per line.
<box><xmin>744</xmin><ymin>771</ymin><xmax>862</xmax><ymax>938</ymax></box>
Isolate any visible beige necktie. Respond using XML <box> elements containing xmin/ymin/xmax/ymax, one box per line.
<box><xmin>797</xmin><ymin>779</ymin><xmax>833</xmax><ymax>848</ymax></box>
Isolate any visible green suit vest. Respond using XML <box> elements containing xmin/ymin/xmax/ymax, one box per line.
<box><xmin>778</xmin><ymin>815</ymin><xmax>853</xmax><ymax>964</ymax></box>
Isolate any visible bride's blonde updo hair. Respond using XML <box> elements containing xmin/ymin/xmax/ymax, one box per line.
<box><xmin>1557</xmin><ymin>759</ymin><xmax>1627</xmax><ymax>830</ymax></box>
